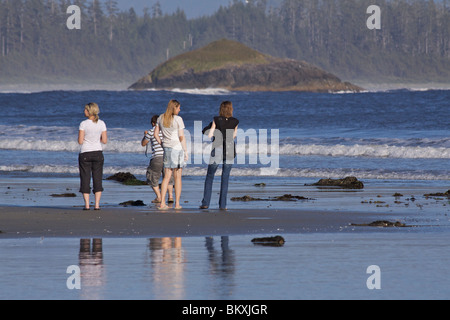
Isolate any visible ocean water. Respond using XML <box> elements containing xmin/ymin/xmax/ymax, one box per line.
<box><xmin>0</xmin><ymin>88</ymin><xmax>449</xmax><ymax>182</ymax></box>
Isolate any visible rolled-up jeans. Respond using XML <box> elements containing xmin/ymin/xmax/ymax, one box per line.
<box><xmin>201</xmin><ymin>161</ymin><xmax>233</xmax><ymax>209</ymax></box>
<box><xmin>79</xmin><ymin>151</ymin><xmax>104</xmax><ymax>194</ymax></box>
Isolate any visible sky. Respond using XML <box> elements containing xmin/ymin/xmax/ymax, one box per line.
<box><xmin>116</xmin><ymin>0</ymin><xmax>283</xmax><ymax>19</ymax></box>
<box><xmin>116</xmin><ymin>0</ymin><xmax>232</xmax><ymax>18</ymax></box>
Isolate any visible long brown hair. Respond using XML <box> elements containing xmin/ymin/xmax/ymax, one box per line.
<box><xmin>219</xmin><ymin>101</ymin><xmax>233</xmax><ymax>118</ymax></box>
<box><xmin>162</xmin><ymin>99</ymin><xmax>180</xmax><ymax>128</ymax></box>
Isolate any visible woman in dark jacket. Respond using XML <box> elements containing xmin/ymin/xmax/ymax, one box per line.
<box><xmin>200</xmin><ymin>101</ymin><xmax>239</xmax><ymax>210</ymax></box>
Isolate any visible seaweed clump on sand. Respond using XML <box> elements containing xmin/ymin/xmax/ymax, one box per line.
<box><xmin>350</xmin><ymin>220</ymin><xmax>407</xmax><ymax>227</ymax></box>
<box><xmin>231</xmin><ymin>195</ymin><xmax>264</xmax><ymax>202</ymax></box>
<box><xmin>119</xmin><ymin>200</ymin><xmax>146</xmax><ymax>207</ymax></box>
<box><xmin>251</xmin><ymin>236</ymin><xmax>285</xmax><ymax>247</ymax></box>
<box><xmin>273</xmin><ymin>194</ymin><xmax>311</xmax><ymax>201</ymax></box>
<box><xmin>50</xmin><ymin>193</ymin><xmax>77</xmax><ymax>197</ymax></box>
<box><xmin>107</xmin><ymin>172</ymin><xmax>147</xmax><ymax>186</ymax></box>
<box><xmin>231</xmin><ymin>194</ymin><xmax>312</xmax><ymax>202</ymax></box>
<box><xmin>424</xmin><ymin>190</ymin><xmax>450</xmax><ymax>198</ymax></box>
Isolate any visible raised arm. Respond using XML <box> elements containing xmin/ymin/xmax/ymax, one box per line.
<box><xmin>141</xmin><ymin>131</ymin><xmax>150</xmax><ymax>147</ymax></box>
<box><xmin>208</xmin><ymin>121</ymin><xmax>216</xmax><ymax>139</ymax></box>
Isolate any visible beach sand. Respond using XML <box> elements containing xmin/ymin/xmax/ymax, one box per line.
<box><xmin>0</xmin><ymin>206</ymin><xmax>383</xmax><ymax>238</ymax></box>
<box><xmin>1</xmin><ymin>175</ymin><xmax>449</xmax><ymax>239</ymax></box>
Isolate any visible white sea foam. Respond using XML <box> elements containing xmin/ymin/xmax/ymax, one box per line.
<box><xmin>169</xmin><ymin>88</ymin><xmax>232</xmax><ymax>95</ymax></box>
<box><xmin>330</xmin><ymin>90</ymin><xmax>368</xmax><ymax>94</ymax></box>
<box><xmin>1</xmin><ymin>123</ymin><xmax>449</xmax><ymax>160</ymax></box>
<box><xmin>278</xmin><ymin>143</ymin><xmax>450</xmax><ymax>159</ymax></box>
<box><xmin>1</xmin><ymin>137</ymin><xmax>449</xmax><ymax>160</ymax></box>
<box><xmin>0</xmin><ymin>164</ymin><xmax>448</xmax><ymax>181</ymax></box>
<box><xmin>356</xmin><ymin>83</ymin><xmax>450</xmax><ymax>93</ymax></box>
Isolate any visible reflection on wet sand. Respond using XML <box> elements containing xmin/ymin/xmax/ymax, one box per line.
<box><xmin>147</xmin><ymin>237</ymin><xmax>236</xmax><ymax>299</ymax></box>
<box><xmin>205</xmin><ymin>237</ymin><xmax>235</xmax><ymax>299</ymax></box>
<box><xmin>79</xmin><ymin>238</ymin><xmax>106</xmax><ymax>300</ymax></box>
<box><xmin>75</xmin><ymin>236</ymin><xmax>236</xmax><ymax>300</ymax></box>
<box><xmin>148</xmin><ymin>237</ymin><xmax>185</xmax><ymax>300</ymax></box>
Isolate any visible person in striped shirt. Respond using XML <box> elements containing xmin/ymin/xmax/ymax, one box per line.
<box><xmin>142</xmin><ymin>115</ymin><xmax>174</xmax><ymax>204</ymax></box>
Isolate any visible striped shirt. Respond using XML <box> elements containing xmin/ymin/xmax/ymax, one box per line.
<box><xmin>144</xmin><ymin>127</ymin><xmax>164</xmax><ymax>158</ymax></box>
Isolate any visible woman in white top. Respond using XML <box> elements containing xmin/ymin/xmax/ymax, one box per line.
<box><xmin>78</xmin><ymin>103</ymin><xmax>107</xmax><ymax>210</ymax></box>
<box><xmin>154</xmin><ymin>100</ymin><xmax>188</xmax><ymax>210</ymax></box>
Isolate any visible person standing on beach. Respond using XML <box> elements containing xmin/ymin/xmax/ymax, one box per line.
<box><xmin>154</xmin><ymin>100</ymin><xmax>188</xmax><ymax>210</ymax></box>
<box><xmin>141</xmin><ymin>115</ymin><xmax>174</xmax><ymax>204</ymax></box>
<box><xmin>78</xmin><ymin>103</ymin><xmax>107</xmax><ymax>210</ymax></box>
<box><xmin>200</xmin><ymin>101</ymin><xmax>239</xmax><ymax>210</ymax></box>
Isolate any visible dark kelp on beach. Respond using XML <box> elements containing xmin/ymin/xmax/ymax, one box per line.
<box><xmin>106</xmin><ymin>172</ymin><xmax>147</xmax><ymax>186</ymax></box>
<box><xmin>424</xmin><ymin>190</ymin><xmax>450</xmax><ymax>198</ymax></box>
<box><xmin>50</xmin><ymin>193</ymin><xmax>77</xmax><ymax>197</ymax></box>
<box><xmin>119</xmin><ymin>200</ymin><xmax>146</xmax><ymax>207</ymax></box>
<box><xmin>350</xmin><ymin>220</ymin><xmax>408</xmax><ymax>227</ymax></box>
<box><xmin>231</xmin><ymin>194</ymin><xmax>314</xmax><ymax>202</ymax></box>
<box><xmin>251</xmin><ymin>236</ymin><xmax>286</xmax><ymax>247</ymax></box>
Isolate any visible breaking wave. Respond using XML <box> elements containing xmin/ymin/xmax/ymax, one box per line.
<box><xmin>0</xmin><ymin>164</ymin><xmax>448</xmax><ymax>181</ymax></box>
<box><xmin>166</xmin><ymin>88</ymin><xmax>232</xmax><ymax>95</ymax></box>
<box><xmin>278</xmin><ymin>143</ymin><xmax>450</xmax><ymax>159</ymax></box>
<box><xmin>1</xmin><ymin>138</ymin><xmax>449</xmax><ymax>159</ymax></box>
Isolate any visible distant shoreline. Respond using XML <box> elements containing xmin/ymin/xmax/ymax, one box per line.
<box><xmin>1</xmin><ymin>82</ymin><xmax>450</xmax><ymax>94</ymax></box>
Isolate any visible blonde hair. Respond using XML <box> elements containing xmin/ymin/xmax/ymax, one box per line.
<box><xmin>219</xmin><ymin>101</ymin><xmax>233</xmax><ymax>118</ymax></box>
<box><xmin>85</xmin><ymin>102</ymin><xmax>100</xmax><ymax>123</ymax></box>
<box><xmin>162</xmin><ymin>99</ymin><xmax>180</xmax><ymax>128</ymax></box>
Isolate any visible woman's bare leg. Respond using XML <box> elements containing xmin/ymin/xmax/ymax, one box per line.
<box><xmin>173</xmin><ymin>168</ymin><xmax>182</xmax><ymax>209</ymax></box>
<box><xmin>160</xmin><ymin>168</ymin><xmax>173</xmax><ymax>208</ymax></box>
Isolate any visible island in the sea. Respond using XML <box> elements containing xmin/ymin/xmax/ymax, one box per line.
<box><xmin>128</xmin><ymin>39</ymin><xmax>363</xmax><ymax>93</ymax></box>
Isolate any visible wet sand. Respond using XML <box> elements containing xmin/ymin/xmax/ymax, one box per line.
<box><xmin>0</xmin><ymin>206</ymin><xmax>384</xmax><ymax>238</ymax></box>
<box><xmin>1</xmin><ymin>176</ymin><xmax>449</xmax><ymax>239</ymax></box>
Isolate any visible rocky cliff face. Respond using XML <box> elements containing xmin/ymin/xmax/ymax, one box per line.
<box><xmin>129</xmin><ymin>39</ymin><xmax>363</xmax><ymax>93</ymax></box>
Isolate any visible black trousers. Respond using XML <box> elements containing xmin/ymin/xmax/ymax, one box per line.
<box><xmin>79</xmin><ymin>151</ymin><xmax>104</xmax><ymax>194</ymax></box>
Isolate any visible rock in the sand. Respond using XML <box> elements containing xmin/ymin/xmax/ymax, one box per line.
<box><xmin>309</xmin><ymin>176</ymin><xmax>364</xmax><ymax>189</ymax></box>
<box><xmin>251</xmin><ymin>236</ymin><xmax>285</xmax><ymax>247</ymax></box>
<box><xmin>50</xmin><ymin>193</ymin><xmax>77</xmax><ymax>197</ymax></box>
<box><xmin>119</xmin><ymin>200</ymin><xmax>146</xmax><ymax>207</ymax></box>
<box><xmin>107</xmin><ymin>172</ymin><xmax>147</xmax><ymax>185</ymax></box>
<box><xmin>351</xmin><ymin>220</ymin><xmax>407</xmax><ymax>227</ymax></box>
